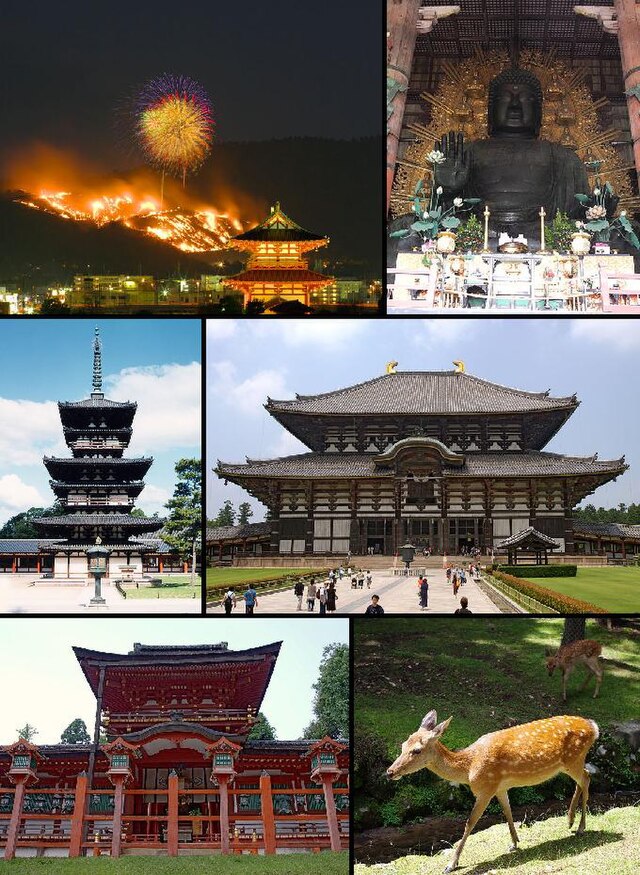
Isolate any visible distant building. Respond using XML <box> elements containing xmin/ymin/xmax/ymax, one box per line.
<box><xmin>0</xmin><ymin>287</ymin><xmax>18</xmax><ymax>315</ymax></box>
<box><xmin>225</xmin><ymin>202</ymin><xmax>333</xmax><ymax>308</ymax></box>
<box><xmin>69</xmin><ymin>276</ymin><xmax>156</xmax><ymax>309</ymax></box>
<box><xmin>156</xmin><ymin>278</ymin><xmax>202</xmax><ymax>306</ymax></box>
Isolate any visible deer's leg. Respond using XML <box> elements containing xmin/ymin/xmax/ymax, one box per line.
<box><xmin>496</xmin><ymin>790</ymin><xmax>519</xmax><ymax>851</ymax></box>
<box><xmin>578</xmin><ymin>665</ymin><xmax>594</xmax><ymax>692</ymax></box>
<box><xmin>591</xmin><ymin>659</ymin><xmax>603</xmax><ymax>698</ymax></box>
<box><xmin>566</xmin><ymin>766</ymin><xmax>590</xmax><ymax>832</ymax></box>
<box><xmin>567</xmin><ymin>783</ymin><xmax>582</xmax><ymax>828</ymax></box>
<box><xmin>445</xmin><ymin>792</ymin><xmax>492</xmax><ymax>873</ymax></box>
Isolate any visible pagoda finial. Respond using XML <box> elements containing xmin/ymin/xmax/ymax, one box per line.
<box><xmin>92</xmin><ymin>326</ymin><xmax>103</xmax><ymax>396</ymax></box>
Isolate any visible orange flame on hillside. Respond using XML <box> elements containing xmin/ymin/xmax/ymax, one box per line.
<box><xmin>6</xmin><ymin>143</ymin><xmax>255</xmax><ymax>253</ymax></box>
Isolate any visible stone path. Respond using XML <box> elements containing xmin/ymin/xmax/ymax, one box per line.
<box><xmin>0</xmin><ymin>575</ymin><xmax>200</xmax><ymax>614</ymax></box>
<box><xmin>207</xmin><ymin>568</ymin><xmax>509</xmax><ymax>615</ymax></box>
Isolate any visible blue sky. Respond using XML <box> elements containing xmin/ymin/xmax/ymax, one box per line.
<box><xmin>0</xmin><ymin>618</ymin><xmax>348</xmax><ymax>742</ymax></box>
<box><xmin>0</xmin><ymin>319</ymin><xmax>201</xmax><ymax>524</ymax></box>
<box><xmin>207</xmin><ymin>318</ymin><xmax>638</xmax><ymax>520</ymax></box>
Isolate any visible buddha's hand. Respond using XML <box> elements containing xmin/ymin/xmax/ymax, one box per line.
<box><xmin>434</xmin><ymin>132</ymin><xmax>470</xmax><ymax>192</ymax></box>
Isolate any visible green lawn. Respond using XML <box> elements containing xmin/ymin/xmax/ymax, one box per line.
<box><xmin>355</xmin><ymin>617</ymin><xmax>640</xmax><ymax>762</ymax></box>
<box><xmin>355</xmin><ymin>807</ymin><xmax>639</xmax><ymax>875</ymax></box>
<box><xmin>515</xmin><ymin>567</ymin><xmax>640</xmax><ymax>613</ymax></box>
<box><xmin>206</xmin><ymin>568</ymin><xmax>322</xmax><ymax>586</ymax></box>
<box><xmin>122</xmin><ymin>577</ymin><xmax>201</xmax><ymax>600</ymax></box>
<box><xmin>0</xmin><ymin>852</ymin><xmax>348</xmax><ymax>874</ymax></box>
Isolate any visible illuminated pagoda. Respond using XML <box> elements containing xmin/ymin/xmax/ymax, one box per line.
<box><xmin>215</xmin><ymin>366</ymin><xmax>627</xmax><ymax>557</ymax></box>
<box><xmin>0</xmin><ymin>642</ymin><xmax>349</xmax><ymax>859</ymax></box>
<box><xmin>225</xmin><ymin>202</ymin><xmax>334</xmax><ymax>308</ymax></box>
<box><xmin>33</xmin><ymin>328</ymin><xmax>163</xmax><ymax>581</ymax></box>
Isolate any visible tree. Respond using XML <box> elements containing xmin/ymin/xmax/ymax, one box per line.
<box><xmin>213</xmin><ymin>499</ymin><xmax>235</xmax><ymax>527</ymax></box>
<box><xmin>304</xmin><ymin>643</ymin><xmax>349</xmax><ymax>739</ymax></box>
<box><xmin>247</xmin><ymin>712</ymin><xmax>277</xmax><ymax>741</ymax></box>
<box><xmin>560</xmin><ymin>617</ymin><xmax>587</xmax><ymax>648</ymax></box>
<box><xmin>162</xmin><ymin>458</ymin><xmax>201</xmax><ymax>583</ymax></box>
<box><xmin>16</xmin><ymin>723</ymin><xmax>38</xmax><ymax>742</ymax></box>
<box><xmin>60</xmin><ymin>718</ymin><xmax>91</xmax><ymax>745</ymax></box>
<box><xmin>238</xmin><ymin>502</ymin><xmax>253</xmax><ymax>525</ymax></box>
<box><xmin>0</xmin><ymin>503</ymin><xmax>65</xmax><ymax>538</ymax></box>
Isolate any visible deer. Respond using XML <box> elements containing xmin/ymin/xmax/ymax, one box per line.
<box><xmin>386</xmin><ymin>709</ymin><xmax>599</xmax><ymax>873</ymax></box>
<box><xmin>545</xmin><ymin>639</ymin><xmax>603</xmax><ymax>702</ymax></box>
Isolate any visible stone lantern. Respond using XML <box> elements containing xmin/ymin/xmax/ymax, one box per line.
<box><xmin>87</xmin><ymin>537</ymin><xmax>111</xmax><ymax>606</ymax></box>
<box><xmin>306</xmin><ymin>736</ymin><xmax>347</xmax><ymax>852</ymax></box>
<box><xmin>206</xmin><ymin>737</ymin><xmax>241</xmax><ymax>854</ymax></box>
<box><xmin>399</xmin><ymin>542</ymin><xmax>416</xmax><ymax>570</ymax></box>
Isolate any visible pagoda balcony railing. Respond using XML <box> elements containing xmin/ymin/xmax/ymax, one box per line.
<box><xmin>69</xmin><ymin>440</ymin><xmax>127</xmax><ymax>450</ymax></box>
<box><xmin>0</xmin><ymin>780</ymin><xmax>349</xmax><ymax>857</ymax></box>
<box><xmin>67</xmin><ymin>498</ymin><xmax>134</xmax><ymax>507</ymax></box>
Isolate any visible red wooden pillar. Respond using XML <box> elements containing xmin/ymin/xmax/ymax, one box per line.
<box><xmin>11</xmin><ymin>557</ymin><xmax>16</xmax><ymax>573</ymax></box>
<box><xmin>218</xmin><ymin>775</ymin><xmax>231</xmax><ymax>854</ymax></box>
<box><xmin>36</xmin><ymin>559</ymin><xmax>41</xmax><ymax>573</ymax></box>
<box><xmin>259</xmin><ymin>773</ymin><xmax>276</xmax><ymax>854</ymax></box>
<box><xmin>110</xmin><ymin>776</ymin><xmax>125</xmax><ymax>858</ymax></box>
<box><xmin>3</xmin><ymin>778</ymin><xmax>26</xmax><ymax>860</ymax></box>
<box><xmin>319</xmin><ymin>776</ymin><xmax>342</xmax><ymax>852</ymax></box>
<box><xmin>167</xmin><ymin>771</ymin><xmax>179</xmax><ymax>856</ymax></box>
<box><xmin>159</xmin><ymin>560</ymin><xmax>164</xmax><ymax>573</ymax></box>
<box><xmin>69</xmin><ymin>772</ymin><xmax>88</xmax><ymax>857</ymax></box>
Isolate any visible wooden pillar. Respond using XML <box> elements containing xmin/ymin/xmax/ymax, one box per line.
<box><xmin>259</xmin><ymin>773</ymin><xmax>276</xmax><ymax>855</ymax></box>
<box><xmin>3</xmin><ymin>778</ymin><xmax>27</xmax><ymax>860</ymax></box>
<box><xmin>167</xmin><ymin>771</ymin><xmax>179</xmax><ymax>857</ymax></box>
<box><xmin>110</xmin><ymin>777</ymin><xmax>125</xmax><ymax>858</ymax></box>
<box><xmin>159</xmin><ymin>559</ymin><xmax>164</xmax><ymax>573</ymax></box>
<box><xmin>440</xmin><ymin>483</ymin><xmax>449</xmax><ymax>554</ymax></box>
<box><xmin>69</xmin><ymin>772</ymin><xmax>88</xmax><ymax>857</ymax></box>
<box><xmin>218</xmin><ymin>775</ymin><xmax>231</xmax><ymax>854</ymax></box>
<box><xmin>615</xmin><ymin>0</ymin><xmax>640</xmax><ymax>185</ymax></box>
<box><xmin>319</xmin><ymin>776</ymin><xmax>342</xmax><ymax>852</ymax></box>
<box><xmin>11</xmin><ymin>557</ymin><xmax>16</xmax><ymax>573</ymax></box>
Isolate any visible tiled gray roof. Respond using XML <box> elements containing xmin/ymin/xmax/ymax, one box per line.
<box><xmin>43</xmin><ymin>456</ymin><xmax>152</xmax><ymax>465</ymax></box>
<box><xmin>207</xmin><ymin>522</ymin><xmax>271</xmax><ymax>541</ymax></box>
<box><xmin>0</xmin><ymin>538</ymin><xmax>62</xmax><ymax>553</ymax></box>
<box><xmin>217</xmin><ymin>452</ymin><xmax>625</xmax><ymax>479</ymax></box>
<box><xmin>33</xmin><ymin>514</ymin><xmax>163</xmax><ymax>527</ymax></box>
<box><xmin>496</xmin><ymin>526</ymin><xmax>561</xmax><ymax>549</ymax></box>
<box><xmin>572</xmin><ymin>521</ymin><xmax>640</xmax><ymax>539</ymax></box>
<box><xmin>59</xmin><ymin>398</ymin><xmax>136</xmax><ymax>409</ymax></box>
<box><xmin>266</xmin><ymin>371</ymin><xmax>578</xmax><ymax>415</ymax></box>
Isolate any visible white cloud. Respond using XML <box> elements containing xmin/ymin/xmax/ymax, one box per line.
<box><xmin>417</xmin><ymin>319</ymin><xmax>481</xmax><ymax>345</ymax></box>
<box><xmin>106</xmin><ymin>363</ymin><xmax>201</xmax><ymax>453</ymax></box>
<box><xmin>206</xmin><ymin>320</ymin><xmax>238</xmax><ymax>342</ymax></box>
<box><xmin>208</xmin><ymin>360</ymin><xmax>293</xmax><ymax>415</ymax></box>
<box><xmin>0</xmin><ymin>399</ymin><xmax>61</xmax><ymax>466</ymax></box>
<box><xmin>268</xmin><ymin>429</ymin><xmax>308</xmax><ymax>458</ymax></box>
<box><xmin>0</xmin><ymin>474</ymin><xmax>47</xmax><ymax>524</ymax></box>
<box><xmin>138</xmin><ymin>483</ymin><xmax>171</xmax><ymax>517</ymax></box>
<box><xmin>570</xmin><ymin>320</ymin><xmax>640</xmax><ymax>351</ymax></box>
<box><xmin>248</xmin><ymin>319</ymin><xmax>368</xmax><ymax>349</ymax></box>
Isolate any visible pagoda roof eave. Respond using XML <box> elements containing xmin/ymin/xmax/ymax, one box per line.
<box><xmin>32</xmin><ymin>514</ymin><xmax>164</xmax><ymax>528</ymax></box>
<box><xmin>59</xmin><ymin>398</ymin><xmax>137</xmax><ymax>410</ymax></box>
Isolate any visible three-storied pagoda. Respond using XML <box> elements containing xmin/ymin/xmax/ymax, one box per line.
<box><xmin>215</xmin><ymin>366</ymin><xmax>627</xmax><ymax>556</ymax></box>
<box><xmin>225</xmin><ymin>202</ymin><xmax>333</xmax><ymax>308</ymax></box>
<box><xmin>33</xmin><ymin>329</ymin><xmax>163</xmax><ymax>580</ymax></box>
<box><xmin>0</xmin><ymin>642</ymin><xmax>349</xmax><ymax>859</ymax></box>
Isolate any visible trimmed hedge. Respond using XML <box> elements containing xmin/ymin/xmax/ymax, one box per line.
<box><xmin>497</xmin><ymin>564</ymin><xmax>577</xmax><ymax>578</ymax></box>
<box><xmin>206</xmin><ymin>571</ymin><xmax>321</xmax><ymax>601</ymax></box>
<box><xmin>490</xmin><ymin>570</ymin><xmax>607</xmax><ymax>614</ymax></box>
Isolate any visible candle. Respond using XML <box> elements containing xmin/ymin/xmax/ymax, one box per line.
<box><xmin>483</xmin><ymin>205</ymin><xmax>490</xmax><ymax>252</ymax></box>
<box><xmin>539</xmin><ymin>207</ymin><xmax>546</xmax><ymax>253</ymax></box>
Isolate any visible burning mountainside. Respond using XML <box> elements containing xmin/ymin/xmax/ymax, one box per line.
<box><xmin>17</xmin><ymin>190</ymin><xmax>244</xmax><ymax>252</ymax></box>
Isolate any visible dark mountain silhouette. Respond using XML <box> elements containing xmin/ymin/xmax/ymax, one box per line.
<box><xmin>0</xmin><ymin>137</ymin><xmax>381</xmax><ymax>286</ymax></box>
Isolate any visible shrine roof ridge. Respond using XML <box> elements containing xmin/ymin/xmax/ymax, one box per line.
<box><xmin>73</xmin><ymin>641</ymin><xmax>282</xmax><ymax>667</ymax></box>
<box><xmin>232</xmin><ymin>202</ymin><xmax>327</xmax><ymax>243</ymax></box>
<box><xmin>59</xmin><ymin>398</ymin><xmax>137</xmax><ymax>409</ymax></box>
<box><xmin>265</xmin><ymin>370</ymin><xmax>579</xmax><ymax>416</ymax></box>
<box><xmin>216</xmin><ymin>451</ymin><xmax>626</xmax><ymax>479</ymax></box>
<box><xmin>43</xmin><ymin>456</ymin><xmax>153</xmax><ymax>464</ymax></box>
<box><xmin>33</xmin><ymin>513</ymin><xmax>164</xmax><ymax>527</ymax></box>
<box><xmin>495</xmin><ymin>526</ymin><xmax>562</xmax><ymax>549</ymax></box>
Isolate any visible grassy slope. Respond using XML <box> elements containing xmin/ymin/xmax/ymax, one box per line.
<box><xmin>206</xmin><ymin>568</ymin><xmax>322</xmax><ymax>586</ymax></box>
<box><xmin>515</xmin><ymin>567</ymin><xmax>640</xmax><ymax>613</ymax></box>
<box><xmin>355</xmin><ymin>807</ymin><xmax>639</xmax><ymax>875</ymax></box>
<box><xmin>0</xmin><ymin>852</ymin><xmax>348</xmax><ymax>874</ymax></box>
<box><xmin>355</xmin><ymin>618</ymin><xmax>640</xmax><ymax>757</ymax></box>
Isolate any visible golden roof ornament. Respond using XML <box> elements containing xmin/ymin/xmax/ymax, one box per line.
<box><xmin>386</xmin><ymin>361</ymin><xmax>398</xmax><ymax>374</ymax></box>
<box><xmin>453</xmin><ymin>360</ymin><xmax>465</xmax><ymax>373</ymax></box>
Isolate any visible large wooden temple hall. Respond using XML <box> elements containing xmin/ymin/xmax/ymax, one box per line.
<box><xmin>214</xmin><ymin>366</ymin><xmax>627</xmax><ymax>558</ymax></box>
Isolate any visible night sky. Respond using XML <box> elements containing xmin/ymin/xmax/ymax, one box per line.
<box><xmin>1</xmin><ymin>0</ymin><xmax>382</xmax><ymax>174</ymax></box>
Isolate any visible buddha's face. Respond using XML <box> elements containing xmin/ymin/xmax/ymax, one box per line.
<box><xmin>491</xmin><ymin>82</ymin><xmax>539</xmax><ymax>135</ymax></box>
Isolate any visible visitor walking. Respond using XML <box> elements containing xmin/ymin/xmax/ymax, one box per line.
<box><xmin>454</xmin><ymin>596</ymin><xmax>473</xmax><ymax>615</ymax></box>
<box><xmin>318</xmin><ymin>583</ymin><xmax>328</xmax><ymax>616</ymax></box>
<box><xmin>366</xmin><ymin>570</ymin><xmax>372</xmax><ymax>589</ymax></box>
<box><xmin>306</xmin><ymin>579</ymin><xmax>316</xmax><ymax>612</ymax></box>
<box><xmin>243</xmin><ymin>585</ymin><xmax>258</xmax><ymax>615</ymax></box>
<box><xmin>294</xmin><ymin>579</ymin><xmax>305</xmax><ymax>611</ymax></box>
<box><xmin>364</xmin><ymin>594</ymin><xmax>385</xmax><ymax>615</ymax></box>
<box><xmin>326</xmin><ymin>581</ymin><xmax>337</xmax><ymax>613</ymax></box>
<box><xmin>358</xmin><ymin>572</ymin><xmax>365</xmax><ymax>589</ymax></box>
<box><xmin>222</xmin><ymin>589</ymin><xmax>236</xmax><ymax>615</ymax></box>
<box><xmin>419</xmin><ymin>576</ymin><xmax>429</xmax><ymax>611</ymax></box>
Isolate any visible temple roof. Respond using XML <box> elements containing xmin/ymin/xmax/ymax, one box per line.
<box><xmin>226</xmin><ymin>269</ymin><xmax>332</xmax><ymax>284</ymax></box>
<box><xmin>33</xmin><ymin>514</ymin><xmax>163</xmax><ymax>528</ymax></box>
<box><xmin>206</xmin><ymin>522</ymin><xmax>271</xmax><ymax>542</ymax></box>
<box><xmin>572</xmin><ymin>521</ymin><xmax>640</xmax><ymax>539</ymax></box>
<box><xmin>0</xmin><ymin>538</ymin><xmax>172</xmax><ymax>554</ymax></box>
<box><xmin>266</xmin><ymin>371</ymin><xmax>578</xmax><ymax>416</ymax></box>
<box><xmin>59</xmin><ymin>398</ymin><xmax>136</xmax><ymax>410</ymax></box>
<box><xmin>216</xmin><ymin>451</ymin><xmax>625</xmax><ymax>479</ymax></box>
<box><xmin>496</xmin><ymin>526</ymin><xmax>561</xmax><ymax>550</ymax></box>
<box><xmin>232</xmin><ymin>202</ymin><xmax>327</xmax><ymax>243</ymax></box>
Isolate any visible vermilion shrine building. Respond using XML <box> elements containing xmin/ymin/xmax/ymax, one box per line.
<box><xmin>0</xmin><ymin>642</ymin><xmax>349</xmax><ymax>859</ymax></box>
<box><xmin>215</xmin><ymin>367</ymin><xmax>627</xmax><ymax>557</ymax></box>
<box><xmin>226</xmin><ymin>202</ymin><xmax>334</xmax><ymax>308</ymax></box>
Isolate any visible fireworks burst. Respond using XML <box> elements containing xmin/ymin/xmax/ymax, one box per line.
<box><xmin>136</xmin><ymin>75</ymin><xmax>214</xmax><ymax>186</ymax></box>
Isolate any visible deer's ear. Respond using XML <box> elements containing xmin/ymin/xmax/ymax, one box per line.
<box><xmin>420</xmin><ymin>710</ymin><xmax>437</xmax><ymax>731</ymax></box>
<box><xmin>544</xmin><ymin>647</ymin><xmax>553</xmax><ymax>657</ymax></box>
<box><xmin>433</xmin><ymin>716</ymin><xmax>452</xmax><ymax>738</ymax></box>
